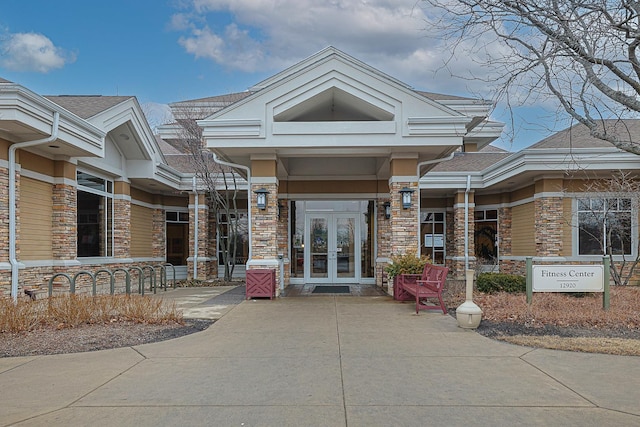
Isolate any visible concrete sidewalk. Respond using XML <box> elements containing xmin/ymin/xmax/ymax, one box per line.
<box><xmin>1</xmin><ymin>289</ymin><xmax>639</xmax><ymax>426</ymax></box>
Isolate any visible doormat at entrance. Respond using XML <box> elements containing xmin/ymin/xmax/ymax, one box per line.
<box><xmin>312</xmin><ymin>285</ymin><xmax>351</xmax><ymax>294</ymax></box>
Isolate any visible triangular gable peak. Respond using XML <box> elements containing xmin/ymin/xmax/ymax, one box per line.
<box><xmin>52</xmin><ymin>96</ymin><xmax>181</xmax><ymax>191</ymax></box>
<box><xmin>198</xmin><ymin>47</ymin><xmax>500</xmax><ymax>179</ymax></box>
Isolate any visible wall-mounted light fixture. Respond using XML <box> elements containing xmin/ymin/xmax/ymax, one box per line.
<box><xmin>383</xmin><ymin>201</ymin><xmax>391</xmax><ymax>219</ymax></box>
<box><xmin>254</xmin><ymin>188</ymin><xmax>269</xmax><ymax>210</ymax></box>
<box><xmin>399</xmin><ymin>187</ymin><xmax>415</xmax><ymax>209</ymax></box>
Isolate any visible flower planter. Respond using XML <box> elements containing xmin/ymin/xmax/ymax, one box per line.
<box><xmin>246</xmin><ymin>269</ymin><xmax>276</xmax><ymax>299</ymax></box>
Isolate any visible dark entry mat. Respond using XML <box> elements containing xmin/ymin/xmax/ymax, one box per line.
<box><xmin>312</xmin><ymin>285</ymin><xmax>351</xmax><ymax>294</ymax></box>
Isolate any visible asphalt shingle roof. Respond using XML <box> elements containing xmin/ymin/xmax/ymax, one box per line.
<box><xmin>529</xmin><ymin>119</ymin><xmax>640</xmax><ymax>150</ymax></box>
<box><xmin>45</xmin><ymin>95</ymin><xmax>132</xmax><ymax>119</ymax></box>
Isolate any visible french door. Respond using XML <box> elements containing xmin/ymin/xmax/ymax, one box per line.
<box><xmin>305</xmin><ymin>213</ymin><xmax>360</xmax><ymax>283</ymax></box>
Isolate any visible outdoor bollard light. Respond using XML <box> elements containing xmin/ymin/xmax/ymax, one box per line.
<box><xmin>254</xmin><ymin>188</ymin><xmax>269</xmax><ymax>210</ymax></box>
<box><xmin>399</xmin><ymin>187</ymin><xmax>414</xmax><ymax>209</ymax></box>
<box><xmin>383</xmin><ymin>201</ymin><xmax>391</xmax><ymax>219</ymax></box>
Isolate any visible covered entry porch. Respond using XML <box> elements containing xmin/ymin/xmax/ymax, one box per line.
<box><xmin>197</xmin><ymin>48</ymin><xmax>501</xmax><ymax>295</ymax></box>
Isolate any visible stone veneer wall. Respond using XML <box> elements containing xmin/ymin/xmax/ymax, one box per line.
<box><xmin>451</xmin><ymin>192</ymin><xmax>475</xmax><ymax>280</ymax></box>
<box><xmin>188</xmin><ymin>193</ymin><xmax>211</xmax><ymax>280</ymax></box>
<box><xmin>152</xmin><ymin>208</ymin><xmax>165</xmax><ymax>259</ymax></box>
<box><xmin>375</xmin><ymin>198</ymin><xmax>392</xmax><ymax>289</ymax></box>
<box><xmin>207</xmin><ymin>206</ymin><xmax>218</xmax><ymax>279</ymax></box>
<box><xmin>113</xmin><ymin>198</ymin><xmax>131</xmax><ymax>258</ymax></box>
<box><xmin>535</xmin><ymin>196</ymin><xmax>563</xmax><ymax>257</ymax></box>
<box><xmin>388</xmin><ymin>182</ymin><xmax>418</xmax><ymax>254</ymax></box>
<box><xmin>249</xmin><ymin>182</ymin><xmax>282</xmax><ymax>295</ymax></box>
<box><xmin>498</xmin><ymin>206</ymin><xmax>512</xmax><ymax>260</ymax></box>
<box><xmin>52</xmin><ymin>183</ymin><xmax>76</xmax><ymax>260</ymax></box>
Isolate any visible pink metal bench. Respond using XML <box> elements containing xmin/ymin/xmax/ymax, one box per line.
<box><xmin>398</xmin><ymin>264</ymin><xmax>449</xmax><ymax>314</ymax></box>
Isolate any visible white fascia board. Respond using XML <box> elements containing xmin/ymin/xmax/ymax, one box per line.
<box><xmin>406</xmin><ymin>116</ymin><xmax>471</xmax><ymax>136</ymax></box>
<box><xmin>178</xmin><ymin>173</ymin><xmax>248</xmax><ymax>192</ymax></box>
<box><xmin>250</xmin><ymin>47</ymin><xmax>412</xmax><ymax>92</ymax></box>
<box><xmin>126</xmin><ymin>160</ymin><xmax>155</xmax><ymax>178</ymax></box>
<box><xmin>199</xmin><ymin>119</ymin><xmax>263</xmax><ymax>138</ymax></box>
<box><xmin>437</xmin><ymin>99</ymin><xmax>493</xmax><ymax>117</ymax></box>
<box><xmin>156</xmin><ymin>123</ymin><xmax>184</xmax><ymax>139</ymax></box>
<box><xmin>0</xmin><ymin>83</ymin><xmax>105</xmax><ymax>152</ymax></box>
<box><xmin>153</xmin><ymin>162</ymin><xmax>183</xmax><ymax>188</ymax></box>
<box><xmin>465</xmin><ymin>120</ymin><xmax>505</xmax><ymax>139</ymax></box>
<box><xmin>421</xmin><ymin>172</ymin><xmax>483</xmax><ymax>190</ymax></box>
<box><xmin>272</xmin><ymin>121</ymin><xmax>395</xmax><ymax>135</ymax></box>
<box><xmin>270</xmin><ymin>73</ymin><xmax>398</xmax><ymax>118</ymax></box>
<box><xmin>483</xmin><ymin>148</ymin><xmax>638</xmax><ymax>185</ymax></box>
<box><xmin>424</xmin><ymin>147</ymin><xmax>640</xmax><ymax>190</ymax></box>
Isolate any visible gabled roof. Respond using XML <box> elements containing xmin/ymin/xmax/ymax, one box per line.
<box><xmin>45</xmin><ymin>95</ymin><xmax>133</xmax><ymax>119</ymax></box>
<box><xmin>529</xmin><ymin>119</ymin><xmax>640</xmax><ymax>150</ymax></box>
<box><xmin>249</xmin><ymin>46</ymin><xmax>411</xmax><ymax>92</ymax></box>
<box><xmin>0</xmin><ymin>77</ymin><xmax>12</xmax><ymax>83</ymax></box>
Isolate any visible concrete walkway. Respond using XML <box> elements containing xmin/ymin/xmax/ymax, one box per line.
<box><xmin>1</xmin><ymin>288</ymin><xmax>639</xmax><ymax>426</ymax></box>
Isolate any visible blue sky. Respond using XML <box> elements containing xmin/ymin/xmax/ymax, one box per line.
<box><xmin>0</xmin><ymin>0</ymin><xmax>559</xmax><ymax>150</ymax></box>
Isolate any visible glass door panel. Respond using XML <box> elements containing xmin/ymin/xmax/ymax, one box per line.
<box><xmin>309</xmin><ymin>217</ymin><xmax>328</xmax><ymax>279</ymax></box>
<box><xmin>335</xmin><ymin>216</ymin><xmax>355</xmax><ymax>279</ymax></box>
<box><xmin>306</xmin><ymin>213</ymin><xmax>359</xmax><ymax>283</ymax></box>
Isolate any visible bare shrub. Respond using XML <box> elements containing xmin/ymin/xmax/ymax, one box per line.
<box><xmin>0</xmin><ymin>295</ymin><xmax>183</xmax><ymax>333</ymax></box>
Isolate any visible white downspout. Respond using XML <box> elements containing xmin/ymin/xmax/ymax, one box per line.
<box><xmin>416</xmin><ymin>152</ymin><xmax>455</xmax><ymax>256</ymax></box>
<box><xmin>9</xmin><ymin>112</ymin><xmax>60</xmax><ymax>302</ymax></box>
<box><xmin>192</xmin><ymin>176</ymin><xmax>199</xmax><ymax>280</ymax></box>
<box><xmin>211</xmin><ymin>153</ymin><xmax>252</xmax><ymax>262</ymax></box>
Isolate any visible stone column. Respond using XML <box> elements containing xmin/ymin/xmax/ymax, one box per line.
<box><xmin>52</xmin><ymin>161</ymin><xmax>77</xmax><ymax>262</ymax></box>
<box><xmin>385</xmin><ymin>156</ymin><xmax>419</xmax><ymax>295</ymax></box>
<box><xmin>248</xmin><ymin>157</ymin><xmax>281</xmax><ymax>295</ymax></box>
<box><xmin>451</xmin><ymin>190</ymin><xmax>475</xmax><ymax>280</ymax></box>
<box><xmin>388</xmin><ymin>157</ymin><xmax>419</xmax><ymax>255</ymax></box>
<box><xmin>151</xmin><ymin>197</ymin><xmax>165</xmax><ymax>260</ymax></box>
<box><xmin>188</xmin><ymin>192</ymin><xmax>210</xmax><ymax>280</ymax></box>
<box><xmin>113</xmin><ymin>181</ymin><xmax>131</xmax><ymax>259</ymax></box>
<box><xmin>375</xmin><ymin>196</ymin><xmax>392</xmax><ymax>289</ymax></box>
<box><xmin>534</xmin><ymin>179</ymin><xmax>564</xmax><ymax>258</ymax></box>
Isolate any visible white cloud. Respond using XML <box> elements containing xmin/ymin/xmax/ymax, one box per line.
<box><xmin>170</xmin><ymin>0</ymin><xmax>481</xmax><ymax>92</ymax></box>
<box><xmin>0</xmin><ymin>32</ymin><xmax>75</xmax><ymax>73</ymax></box>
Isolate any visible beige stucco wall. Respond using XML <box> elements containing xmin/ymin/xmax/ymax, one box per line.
<box><xmin>20</xmin><ymin>177</ymin><xmax>53</xmax><ymax>261</ymax></box>
<box><xmin>130</xmin><ymin>204</ymin><xmax>153</xmax><ymax>258</ymax></box>
<box><xmin>511</xmin><ymin>202</ymin><xmax>535</xmax><ymax>256</ymax></box>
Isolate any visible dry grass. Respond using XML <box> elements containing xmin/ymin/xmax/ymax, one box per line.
<box><xmin>499</xmin><ymin>335</ymin><xmax>640</xmax><ymax>356</ymax></box>
<box><xmin>473</xmin><ymin>286</ymin><xmax>640</xmax><ymax>330</ymax></box>
<box><xmin>447</xmin><ymin>286</ymin><xmax>640</xmax><ymax>355</ymax></box>
<box><xmin>0</xmin><ymin>294</ymin><xmax>183</xmax><ymax>333</ymax></box>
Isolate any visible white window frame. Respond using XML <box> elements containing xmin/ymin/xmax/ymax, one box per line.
<box><xmin>572</xmin><ymin>195</ymin><xmax>637</xmax><ymax>259</ymax></box>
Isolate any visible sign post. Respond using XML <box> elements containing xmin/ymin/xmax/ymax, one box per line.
<box><xmin>526</xmin><ymin>257</ymin><xmax>533</xmax><ymax>304</ymax></box>
<box><xmin>603</xmin><ymin>256</ymin><xmax>610</xmax><ymax>310</ymax></box>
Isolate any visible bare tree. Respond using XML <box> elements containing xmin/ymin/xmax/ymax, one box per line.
<box><xmin>423</xmin><ymin>0</ymin><xmax>640</xmax><ymax>154</ymax></box>
<box><xmin>567</xmin><ymin>171</ymin><xmax>640</xmax><ymax>285</ymax></box>
<box><xmin>172</xmin><ymin>104</ymin><xmax>246</xmax><ymax>282</ymax></box>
